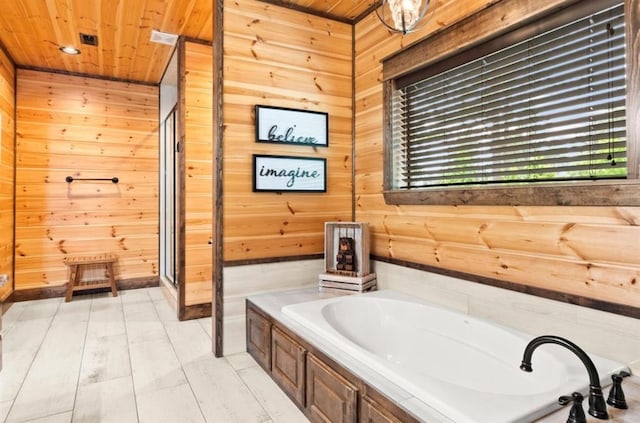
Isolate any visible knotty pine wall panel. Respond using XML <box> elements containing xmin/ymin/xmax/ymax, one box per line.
<box><xmin>354</xmin><ymin>2</ymin><xmax>640</xmax><ymax>308</ymax></box>
<box><xmin>223</xmin><ymin>0</ymin><xmax>353</xmax><ymax>262</ymax></box>
<box><xmin>15</xmin><ymin>70</ymin><xmax>159</xmax><ymax>290</ymax></box>
<box><xmin>0</xmin><ymin>47</ymin><xmax>15</xmax><ymax>300</ymax></box>
<box><xmin>184</xmin><ymin>40</ymin><xmax>214</xmax><ymax>306</ymax></box>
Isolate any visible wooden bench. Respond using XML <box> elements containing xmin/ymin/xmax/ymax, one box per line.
<box><xmin>64</xmin><ymin>254</ymin><xmax>118</xmax><ymax>302</ymax></box>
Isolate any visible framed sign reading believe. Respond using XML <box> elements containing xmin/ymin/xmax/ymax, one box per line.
<box><xmin>253</xmin><ymin>155</ymin><xmax>326</xmax><ymax>192</ymax></box>
<box><xmin>255</xmin><ymin>105</ymin><xmax>328</xmax><ymax>147</ymax></box>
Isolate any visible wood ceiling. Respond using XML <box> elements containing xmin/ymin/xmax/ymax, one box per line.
<box><xmin>0</xmin><ymin>0</ymin><xmax>377</xmax><ymax>85</ymax></box>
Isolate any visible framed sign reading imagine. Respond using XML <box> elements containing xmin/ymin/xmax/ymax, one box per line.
<box><xmin>255</xmin><ymin>105</ymin><xmax>328</xmax><ymax>147</ymax></box>
<box><xmin>253</xmin><ymin>155</ymin><xmax>326</xmax><ymax>192</ymax></box>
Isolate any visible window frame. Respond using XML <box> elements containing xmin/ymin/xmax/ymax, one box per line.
<box><xmin>382</xmin><ymin>0</ymin><xmax>640</xmax><ymax>206</ymax></box>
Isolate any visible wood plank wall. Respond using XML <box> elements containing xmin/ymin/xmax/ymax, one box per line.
<box><xmin>14</xmin><ymin>70</ymin><xmax>160</xmax><ymax>291</ymax></box>
<box><xmin>184</xmin><ymin>40</ymin><xmax>214</xmax><ymax>306</ymax></box>
<box><xmin>0</xmin><ymin>47</ymin><xmax>15</xmax><ymax>301</ymax></box>
<box><xmin>223</xmin><ymin>0</ymin><xmax>353</xmax><ymax>262</ymax></box>
<box><xmin>354</xmin><ymin>1</ymin><xmax>640</xmax><ymax>309</ymax></box>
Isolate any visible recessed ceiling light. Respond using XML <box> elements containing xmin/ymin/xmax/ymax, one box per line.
<box><xmin>59</xmin><ymin>45</ymin><xmax>81</xmax><ymax>55</ymax></box>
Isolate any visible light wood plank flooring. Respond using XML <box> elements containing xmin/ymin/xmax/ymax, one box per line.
<box><xmin>0</xmin><ymin>287</ymin><xmax>309</xmax><ymax>423</ymax></box>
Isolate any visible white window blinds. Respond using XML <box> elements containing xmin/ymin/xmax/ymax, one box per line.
<box><xmin>391</xmin><ymin>2</ymin><xmax>626</xmax><ymax>189</ymax></box>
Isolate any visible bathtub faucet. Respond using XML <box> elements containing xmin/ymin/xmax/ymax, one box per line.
<box><xmin>520</xmin><ymin>335</ymin><xmax>609</xmax><ymax>420</ymax></box>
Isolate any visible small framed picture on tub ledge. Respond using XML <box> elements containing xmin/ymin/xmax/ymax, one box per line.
<box><xmin>253</xmin><ymin>154</ymin><xmax>326</xmax><ymax>193</ymax></box>
<box><xmin>255</xmin><ymin>105</ymin><xmax>328</xmax><ymax>147</ymax></box>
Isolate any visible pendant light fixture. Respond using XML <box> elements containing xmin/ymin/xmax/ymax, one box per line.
<box><xmin>376</xmin><ymin>0</ymin><xmax>431</xmax><ymax>35</ymax></box>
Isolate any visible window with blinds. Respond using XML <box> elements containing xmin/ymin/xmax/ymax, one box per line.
<box><xmin>390</xmin><ymin>2</ymin><xmax>626</xmax><ymax>190</ymax></box>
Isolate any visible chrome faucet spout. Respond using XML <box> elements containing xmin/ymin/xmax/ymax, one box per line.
<box><xmin>520</xmin><ymin>335</ymin><xmax>609</xmax><ymax>420</ymax></box>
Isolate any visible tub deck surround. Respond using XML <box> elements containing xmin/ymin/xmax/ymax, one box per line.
<box><xmin>247</xmin><ymin>288</ymin><xmax>639</xmax><ymax>423</ymax></box>
<box><xmin>540</xmin><ymin>379</ymin><xmax>640</xmax><ymax>422</ymax></box>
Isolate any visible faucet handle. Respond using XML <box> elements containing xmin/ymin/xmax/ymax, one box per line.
<box><xmin>558</xmin><ymin>392</ymin><xmax>587</xmax><ymax>423</ymax></box>
<box><xmin>606</xmin><ymin>371</ymin><xmax>630</xmax><ymax>409</ymax></box>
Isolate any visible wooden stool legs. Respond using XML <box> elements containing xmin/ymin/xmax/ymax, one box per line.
<box><xmin>64</xmin><ymin>254</ymin><xmax>118</xmax><ymax>302</ymax></box>
<box><xmin>64</xmin><ymin>263</ymin><xmax>80</xmax><ymax>302</ymax></box>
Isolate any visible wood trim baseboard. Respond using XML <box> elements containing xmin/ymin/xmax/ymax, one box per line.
<box><xmin>180</xmin><ymin>302</ymin><xmax>212</xmax><ymax>321</ymax></box>
<box><xmin>7</xmin><ymin>276</ymin><xmax>159</xmax><ymax>303</ymax></box>
<box><xmin>224</xmin><ymin>254</ymin><xmax>323</xmax><ymax>268</ymax></box>
<box><xmin>372</xmin><ymin>256</ymin><xmax>640</xmax><ymax>320</ymax></box>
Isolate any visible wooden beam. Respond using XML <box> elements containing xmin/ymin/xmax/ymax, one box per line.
<box><xmin>256</xmin><ymin>0</ymin><xmax>354</xmax><ymax>24</ymax></box>
<box><xmin>212</xmin><ymin>0</ymin><xmax>224</xmax><ymax>358</ymax></box>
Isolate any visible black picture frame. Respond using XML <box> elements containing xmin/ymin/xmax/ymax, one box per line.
<box><xmin>253</xmin><ymin>154</ymin><xmax>327</xmax><ymax>192</ymax></box>
<box><xmin>255</xmin><ymin>105</ymin><xmax>328</xmax><ymax>147</ymax></box>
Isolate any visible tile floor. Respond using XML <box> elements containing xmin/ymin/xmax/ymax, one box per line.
<box><xmin>0</xmin><ymin>287</ymin><xmax>309</xmax><ymax>423</ymax></box>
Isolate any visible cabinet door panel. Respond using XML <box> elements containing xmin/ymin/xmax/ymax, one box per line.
<box><xmin>272</xmin><ymin>327</ymin><xmax>306</xmax><ymax>406</ymax></box>
<box><xmin>307</xmin><ymin>354</ymin><xmax>357</xmax><ymax>423</ymax></box>
<box><xmin>360</xmin><ymin>397</ymin><xmax>402</xmax><ymax>423</ymax></box>
<box><xmin>246</xmin><ymin>305</ymin><xmax>271</xmax><ymax>370</ymax></box>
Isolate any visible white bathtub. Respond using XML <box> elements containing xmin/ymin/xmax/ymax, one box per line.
<box><xmin>282</xmin><ymin>290</ymin><xmax>628</xmax><ymax>423</ymax></box>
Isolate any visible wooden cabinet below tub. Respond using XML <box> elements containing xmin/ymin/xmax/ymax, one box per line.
<box><xmin>246</xmin><ymin>305</ymin><xmax>271</xmax><ymax>371</ymax></box>
<box><xmin>245</xmin><ymin>299</ymin><xmax>420</xmax><ymax>423</ymax></box>
<box><xmin>360</xmin><ymin>397</ymin><xmax>404</xmax><ymax>423</ymax></box>
<box><xmin>272</xmin><ymin>326</ymin><xmax>306</xmax><ymax>406</ymax></box>
<box><xmin>307</xmin><ymin>353</ymin><xmax>357</xmax><ymax>423</ymax></box>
